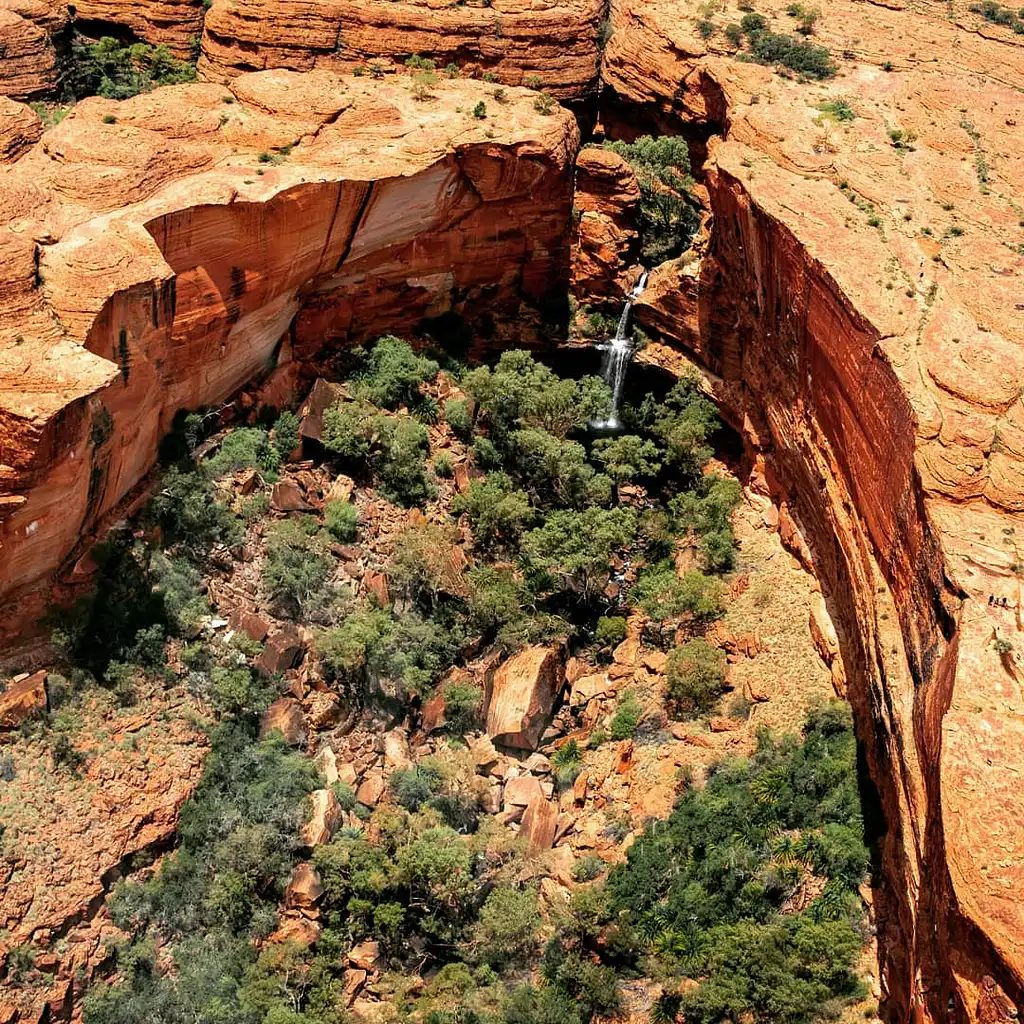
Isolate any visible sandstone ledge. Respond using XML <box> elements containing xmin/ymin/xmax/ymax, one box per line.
<box><xmin>0</xmin><ymin>70</ymin><xmax>579</xmax><ymax>642</ymax></box>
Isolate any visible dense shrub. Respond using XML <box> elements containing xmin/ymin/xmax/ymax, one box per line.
<box><xmin>444</xmin><ymin>398</ymin><xmax>474</xmax><ymax>440</ymax></box>
<box><xmin>317</xmin><ymin>606</ymin><xmax>461</xmax><ymax>698</ymax></box>
<box><xmin>372</xmin><ymin>415</ymin><xmax>433</xmax><ymax>506</ymax></box>
<box><xmin>631</xmin><ymin>563</ymin><xmax>725</xmax><ymax>621</ymax></box>
<box><xmin>461</xmin><ymin>351</ymin><xmax>610</xmax><ymax>440</ymax></box>
<box><xmin>473</xmin><ymin>887</ymin><xmax>540</xmax><ymax>968</ymax></box>
<box><xmin>353</xmin><ymin>335</ymin><xmax>439</xmax><ymax>410</ymax></box>
<box><xmin>324</xmin><ymin>499</ymin><xmax>358</xmax><ymax>541</ymax></box>
<box><xmin>148</xmin><ymin>467</ymin><xmax>241</xmax><ymax>553</ymax></box>
<box><xmin>203</xmin><ymin>427</ymin><xmax>280</xmax><ymax>480</ymax></box>
<box><xmin>592</xmin><ymin>434</ymin><xmax>663</xmax><ymax>482</ymax></box>
<box><xmin>671</xmin><ymin>474</ymin><xmax>742</xmax><ymax>572</ymax></box>
<box><xmin>510</xmin><ymin>428</ymin><xmax>611</xmax><ymax>508</ymax></box>
<box><xmin>665</xmin><ymin>639</ymin><xmax>727</xmax><ymax>716</ymax></box>
<box><xmin>272</xmin><ymin>410</ymin><xmax>300</xmax><ymax>461</ymax></box>
<box><xmin>609</xmin><ymin>691</ymin><xmax>642</xmax><ymax>740</ymax></box>
<box><xmin>66</xmin><ymin>37</ymin><xmax>196</xmax><ymax>101</ymax></box>
<box><xmin>595</xmin><ymin>615</ymin><xmax>628</xmax><ymax>647</ymax></box>
<box><xmin>607</xmin><ymin>702</ymin><xmax>868</xmax><ymax>1024</ymax></box>
<box><xmin>521</xmin><ymin>506</ymin><xmax>637</xmax><ymax>603</ymax></box>
<box><xmin>452</xmin><ymin>473</ymin><xmax>535</xmax><ymax>551</ymax></box>
<box><xmin>261</xmin><ymin>518</ymin><xmax>334</xmax><ymax>618</ymax></box>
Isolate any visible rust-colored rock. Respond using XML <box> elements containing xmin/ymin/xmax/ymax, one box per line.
<box><xmin>485</xmin><ymin>645</ymin><xmax>565</xmax><ymax>751</ymax></box>
<box><xmin>260</xmin><ymin>697</ymin><xmax>307</xmax><ymax>746</ymax></box>
<box><xmin>300</xmin><ymin>788</ymin><xmax>342</xmax><ymax>848</ymax></box>
<box><xmin>198</xmin><ymin>0</ymin><xmax>605</xmax><ymax>100</ymax></box>
<box><xmin>73</xmin><ymin>0</ymin><xmax>206</xmax><ymax>58</ymax></box>
<box><xmin>0</xmin><ymin>0</ymin><xmax>67</xmax><ymax>100</ymax></box>
<box><xmin>0</xmin><ymin>71</ymin><xmax>578</xmax><ymax>651</ymax></box>
<box><xmin>285</xmin><ymin>861</ymin><xmax>325</xmax><ymax>908</ymax></box>
<box><xmin>0</xmin><ymin>97</ymin><xmax>41</xmax><ymax>163</ymax></box>
<box><xmin>571</xmin><ymin>147</ymin><xmax>640</xmax><ymax>302</ymax></box>
<box><xmin>257</xmin><ymin>626</ymin><xmax>305</xmax><ymax>676</ymax></box>
<box><xmin>271</xmin><ymin>478</ymin><xmax>312</xmax><ymax>512</ymax></box>
<box><xmin>0</xmin><ymin>670</ymin><xmax>46</xmax><ymax>728</ymax></box>
<box><xmin>519</xmin><ymin>792</ymin><xmax>557</xmax><ymax>854</ymax></box>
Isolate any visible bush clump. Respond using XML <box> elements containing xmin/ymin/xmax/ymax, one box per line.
<box><xmin>665</xmin><ymin>639</ymin><xmax>727</xmax><ymax>716</ymax></box>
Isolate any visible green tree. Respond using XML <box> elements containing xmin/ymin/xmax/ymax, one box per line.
<box><xmin>631</xmin><ymin>563</ymin><xmax>725</xmax><ymax>621</ymax></box>
<box><xmin>353</xmin><ymin>335</ymin><xmax>439</xmax><ymax>410</ymax></box>
<box><xmin>324</xmin><ymin>499</ymin><xmax>358</xmax><ymax>541</ymax></box>
<box><xmin>473</xmin><ymin>887</ymin><xmax>540</xmax><ymax>968</ymax></box>
<box><xmin>262</xmin><ymin>519</ymin><xmax>333</xmax><ymax>618</ymax></box>
<box><xmin>452</xmin><ymin>473</ymin><xmax>535</xmax><ymax>550</ymax></box>
<box><xmin>592</xmin><ymin>434</ymin><xmax>663</xmax><ymax>483</ymax></box>
<box><xmin>521</xmin><ymin>507</ymin><xmax>637</xmax><ymax>602</ymax></box>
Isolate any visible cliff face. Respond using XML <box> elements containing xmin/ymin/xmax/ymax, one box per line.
<box><xmin>0</xmin><ymin>70</ymin><xmax>578</xmax><ymax>646</ymax></box>
<box><xmin>197</xmin><ymin>0</ymin><xmax>604</xmax><ymax>100</ymax></box>
<box><xmin>601</xmin><ymin>0</ymin><xmax>1024</xmax><ymax>1019</ymax></box>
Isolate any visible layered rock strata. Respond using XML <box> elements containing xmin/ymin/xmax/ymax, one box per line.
<box><xmin>0</xmin><ymin>0</ymin><xmax>69</xmax><ymax>99</ymax></box>
<box><xmin>0</xmin><ymin>70</ymin><xmax>578</xmax><ymax>648</ymax></box>
<box><xmin>71</xmin><ymin>0</ymin><xmax>206</xmax><ymax>58</ymax></box>
<box><xmin>197</xmin><ymin>0</ymin><xmax>604</xmax><ymax>99</ymax></box>
<box><xmin>600</xmin><ymin>0</ymin><xmax>1024</xmax><ymax>1020</ymax></box>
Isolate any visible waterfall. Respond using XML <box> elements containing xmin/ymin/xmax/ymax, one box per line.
<box><xmin>593</xmin><ymin>272</ymin><xmax>648</xmax><ymax>430</ymax></box>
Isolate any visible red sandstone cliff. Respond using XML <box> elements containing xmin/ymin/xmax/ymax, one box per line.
<box><xmin>598</xmin><ymin>0</ymin><xmax>1024</xmax><ymax>1019</ymax></box>
<box><xmin>0</xmin><ymin>70</ymin><xmax>578</xmax><ymax>646</ymax></box>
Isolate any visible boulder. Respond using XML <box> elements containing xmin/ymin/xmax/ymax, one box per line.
<box><xmin>383</xmin><ymin>729</ymin><xmax>412</xmax><ymax>769</ymax></box>
<box><xmin>271</xmin><ymin>478</ymin><xmax>312</xmax><ymax>512</ymax></box>
<box><xmin>285</xmin><ymin>862</ymin><xmax>324</xmax><ymax>908</ymax></box>
<box><xmin>271</xmin><ymin>911</ymin><xmax>322</xmax><ymax>947</ymax></box>
<box><xmin>258</xmin><ymin>625</ymin><xmax>305</xmax><ymax>676</ymax></box>
<box><xmin>342</xmin><ymin>968</ymin><xmax>367</xmax><ymax>1005</ymax></box>
<box><xmin>298</xmin><ymin>378</ymin><xmax>342</xmax><ymax>443</ymax></box>
<box><xmin>485</xmin><ymin>645</ymin><xmax>565</xmax><ymax>751</ymax></box>
<box><xmin>325</xmin><ymin>474</ymin><xmax>354</xmax><ymax>504</ymax></box>
<box><xmin>503</xmin><ymin>775</ymin><xmax>544</xmax><ymax>809</ymax></box>
<box><xmin>356</xmin><ymin>771</ymin><xmax>385</xmax><ymax>807</ymax></box>
<box><xmin>301</xmin><ymin>789</ymin><xmax>343</xmax><ymax>848</ymax></box>
<box><xmin>520</xmin><ymin>793</ymin><xmax>558</xmax><ymax>854</ymax></box>
<box><xmin>348</xmin><ymin>939</ymin><xmax>381</xmax><ymax>973</ymax></box>
<box><xmin>260</xmin><ymin>697</ymin><xmax>306</xmax><ymax>746</ymax></box>
<box><xmin>0</xmin><ymin>671</ymin><xmax>47</xmax><ymax>729</ymax></box>
<box><xmin>228</xmin><ymin>608</ymin><xmax>270</xmax><ymax>642</ymax></box>
<box><xmin>363</xmin><ymin>570</ymin><xmax>389</xmax><ymax>607</ymax></box>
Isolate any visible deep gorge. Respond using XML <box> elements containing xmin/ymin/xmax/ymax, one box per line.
<box><xmin>1</xmin><ymin>5</ymin><xmax>1023</xmax><ymax>1022</ymax></box>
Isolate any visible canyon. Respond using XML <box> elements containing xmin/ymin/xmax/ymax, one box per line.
<box><xmin>0</xmin><ymin>0</ymin><xmax>1023</xmax><ymax>1022</ymax></box>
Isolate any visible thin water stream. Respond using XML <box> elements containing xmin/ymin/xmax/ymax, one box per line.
<box><xmin>592</xmin><ymin>271</ymin><xmax>648</xmax><ymax>430</ymax></box>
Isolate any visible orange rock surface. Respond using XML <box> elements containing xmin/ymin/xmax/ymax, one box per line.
<box><xmin>197</xmin><ymin>0</ymin><xmax>604</xmax><ymax>99</ymax></box>
<box><xmin>0</xmin><ymin>70</ymin><xmax>578</xmax><ymax>649</ymax></box>
<box><xmin>0</xmin><ymin>97</ymin><xmax>42</xmax><ymax>163</ymax></box>
<box><xmin>0</xmin><ymin>0</ymin><xmax>68</xmax><ymax>99</ymax></box>
<box><xmin>602</xmin><ymin>0</ymin><xmax>1024</xmax><ymax>1018</ymax></box>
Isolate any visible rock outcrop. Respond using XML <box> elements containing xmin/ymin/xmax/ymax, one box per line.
<box><xmin>0</xmin><ymin>0</ymin><xmax>68</xmax><ymax>99</ymax></box>
<box><xmin>197</xmin><ymin>0</ymin><xmax>604</xmax><ymax>99</ymax></box>
<box><xmin>571</xmin><ymin>146</ymin><xmax>640</xmax><ymax>302</ymax></box>
<box><xmin>601</xmin><ymin>0</ymin><xmax>1024</xmax><ymax>1019</ymax></box>
<box><xmin>0</xmin><ymin>70</ymin><xmax>578</xmax><ymax>649</ymax></box>
<box><xmin>0</xmin><ymin>97</ymin><xmax>42</xmax><ymax>163</ymax></box>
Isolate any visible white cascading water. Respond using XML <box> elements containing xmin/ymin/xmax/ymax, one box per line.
<box><xmin>593</xmin><ymin>271</ymin><xmax>649</xmax><ymax>430</ymax></box>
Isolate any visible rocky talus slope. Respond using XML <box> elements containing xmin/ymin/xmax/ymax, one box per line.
<box><xmin>0</xmin><ymin>72</ymin><xmax>577</xmax><ymax>646</ymax></box>
<box><xmin>593</xmin><ymin>0</ymin><xmax>1024</xmax><ymax>1019</ymax></box>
